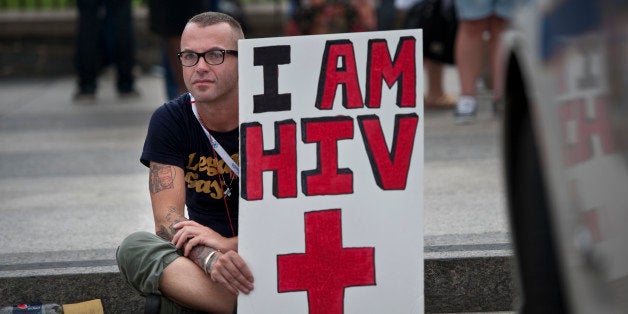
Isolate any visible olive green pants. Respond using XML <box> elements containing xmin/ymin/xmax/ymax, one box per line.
<box><xmin>116</xmin><ymin>231</ymin><xmax>184</xmax><ymax>313</ymax></box>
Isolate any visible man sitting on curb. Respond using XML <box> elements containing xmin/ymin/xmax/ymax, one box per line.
<box><xmin>116</xmin><ymin>12</ymin><xmax>253</xmax><ymax>314</ymax></box>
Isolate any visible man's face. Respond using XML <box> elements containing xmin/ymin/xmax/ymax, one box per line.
<box><xmin>180</xmin><ymin>22</ymin><xmax>239</xmax><ymax>104</ymax></box>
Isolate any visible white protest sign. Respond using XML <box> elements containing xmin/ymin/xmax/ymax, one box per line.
<box><xmin>237</xmin><ymin>29</ymin><xmax>423</xmax><ymax>314</ymax></box>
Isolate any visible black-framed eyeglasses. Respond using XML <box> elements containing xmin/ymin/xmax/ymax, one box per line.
<box><xmin>177</xmin><ymin>49</ymin><xmax>238</xmax><ymax>67</ymax></box>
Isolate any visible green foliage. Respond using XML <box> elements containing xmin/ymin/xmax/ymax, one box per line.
<box><xmin>0</xmin><ymin>0</ymin><xmax>145</xmax><ymax>10</ymax></box>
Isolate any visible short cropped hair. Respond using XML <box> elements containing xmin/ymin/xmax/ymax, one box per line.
<box><xmin>188</xmin><ymin>11</ymin><xmax>245</xmax><ymax>40</ymax></box>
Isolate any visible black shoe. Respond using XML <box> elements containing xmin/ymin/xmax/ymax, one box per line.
<box><xmin>144</xmin><ymin>294</ymin><xmax>161</xmax><ymax>314</ymax></box>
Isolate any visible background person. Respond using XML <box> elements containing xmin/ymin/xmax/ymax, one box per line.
<box><xmin>400</xmin><ymin>0</ymin><xmax>458</xmax><ymax>109</ymax></box>
<box><xmin>285</xmin><ymin>0</ymin><xmax>376</xmax><ymax>35</ymax></box>
<box><xmin>452</xmin><ymin>0</ymin><xmax>514</xmax><ymax>123</ymax></box>
<box><xmin>74</xmin><ymin>0</ymin><xmax>138</xmax><ymax>100</ymax></box>
<box><xmin>147</xmin><ymin>0</ymin><xmax>208</xmax><ymax>100</ymax></box>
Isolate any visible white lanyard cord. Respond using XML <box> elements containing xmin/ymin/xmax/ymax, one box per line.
<box><xmin>189</xmin><ymin>93</ymin><xmax>240</xmax><ymax>178</ymax></box>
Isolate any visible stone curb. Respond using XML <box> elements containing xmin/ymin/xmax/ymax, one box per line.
<box><xmin>425</xmin><ymin>256</ymin><xmax>515</xmax><ymax>312</ymax></box>
<box><xmin>0</xmin><ymin>252</ymin><xmax>515</xmax><ymax>313</ymax></box>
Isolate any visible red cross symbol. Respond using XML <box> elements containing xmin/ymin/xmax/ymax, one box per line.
<box><xmin>277</xmin><ymin>209</ymin><xmax>376</xmax><ymax>314</ymax></box>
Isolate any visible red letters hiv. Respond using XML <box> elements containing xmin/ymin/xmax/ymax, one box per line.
<box><xmin>241</xmin><ymin>37</ymin><xmax>420</xmax><ymax>200</ymax></box>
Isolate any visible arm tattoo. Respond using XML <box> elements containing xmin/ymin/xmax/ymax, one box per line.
<box><xmin>156</xmin><ymin>207</ymin><xmax>186</xmax><ymax>241</ymax></box>
<box><xmin>157</xmin><ymin>207</ymin><xmax>218</xmax><ymax>272</ymax></box>
<box><xmin>190</xmin><ymin>246</ymin><xmax>218</xmax><ymax>273</ymax></box>
<box><xmin>156</xmin><ymin>225</ymin><xmax>171</xmax><ymax>241</ymax></box>
<box><xmin>149</xmin><ymin>163</ymin><xmax>176</xmax><ymax>194</ymax></box>
<box><xmin>191</xmin><ymin>246</ymin><xmax>211</xmax><ymax>267</ymax></box>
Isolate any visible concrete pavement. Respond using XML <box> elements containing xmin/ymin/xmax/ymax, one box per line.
<box><xmin>0</xmin><ymin>66</ymin><xmax>514</xmax><ymax>312</ymax></box>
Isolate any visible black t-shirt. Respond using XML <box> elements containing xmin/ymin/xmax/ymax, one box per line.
<box><xmin>141</xmin><ymin>93</ymin><xmax>239</xmax><ymax>237</ymax></box>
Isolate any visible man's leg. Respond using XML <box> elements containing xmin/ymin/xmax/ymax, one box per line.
<box><xmin>116</xmin><ymin>231</ymin><xmax>236</xmax><ymax>314</ymax></box>
<box><xmin>159</xmin><ymin>256</ymin><xmax>236</xmax><ymax>314</ymax></box>
<box><xmin>106</xmin><ymin>0</ymin><xmax>137</xmax><ymax>94</ymax></box>
<box><xmin>424</xmin><ymin>59</ymin><xmax>456</xmax><ymax>109</ymax></box>
<box><xmin>453</xmin><ymin>18</ymin><xmax>488</xmax><ymax>122</ymax></box>
<box><xmin>117</xmin><ymin>231</ymin><xmax>180</xmax><ymax>296</ymax></box>
<box><xmin>487</xmin><ymin>15</ymin><xmax>508</xmax><ymax>102</ymax></box>
<box><xmin>455</xmin><ymin>19</ymin><xmax>486</xmax><ymax>97</ymax></box>
<box><xmin>74</xmin><ymin>0</ymin><xmax>102</xmax><ymax>97</ymax></box>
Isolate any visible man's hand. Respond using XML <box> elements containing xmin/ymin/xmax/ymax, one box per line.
<box><xmin>172</xmin><ymin>220</ymin><xmax>225</xmax><ymax>255</ymax></box>
<box><xmin>210</xmin><ymin>250</ymin><xmax>255</xmax><ymax>295</ymax></box>
<box><xmin>171</xmin><ymin>220</ymin><xmax>254</xmax><ymax>295</ymax></box>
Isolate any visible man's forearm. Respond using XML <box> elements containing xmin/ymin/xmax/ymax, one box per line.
<box><xmin>156</xmin><ymin>206</ymin><xmax>186</xmax><ymax>241</ymax></box>
<box><xmin>156</xmin><ymin>208</ymin><xmax>219</xmax><ymax>274</ymax></box>
<box><xmin>189</xmin><ymin>245</ymin><xmax>220</xmax><ymax>274</ymax></box>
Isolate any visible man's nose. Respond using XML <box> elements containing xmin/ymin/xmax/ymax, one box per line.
<box><xmin>195</xmin><ymin>56</ymin><xmax>212</xmax><ymax>70</ymax></box>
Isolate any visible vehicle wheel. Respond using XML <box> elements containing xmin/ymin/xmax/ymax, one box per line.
<box><xmin>505</xmin><ymin>58</ymin><xmax>568</xmax><ymax>314</ymax></box>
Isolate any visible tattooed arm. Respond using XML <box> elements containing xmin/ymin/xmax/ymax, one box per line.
<box><xmin>171</xmin><ymin>219</ymin><xmax>252</xmax><ymax>295</ymax></box>
<box><xmin>149</xmin><ymin>162</ymin><xmax>187</xmax><ymax>241</ymax></box>
<box><xmin>148</xmin><ymin>161</ymin><xmax>248</xmax><ymax>290</ymax></box>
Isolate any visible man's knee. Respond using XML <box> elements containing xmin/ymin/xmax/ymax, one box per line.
<box><xmin>116</xmin><ymin>231</ymin><xmax>156</xmax><ymax>267</ymax></box>
<box><xmin>116</xmin><ymin>231</ymin><xmax>178</xmax><ymax>295</ymax></box>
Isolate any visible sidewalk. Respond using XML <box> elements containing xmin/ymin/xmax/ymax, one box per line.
<box><xmin>0</xmin><ymin>67</ymin><xmax>513</xmax><ymax>312</ymax></box>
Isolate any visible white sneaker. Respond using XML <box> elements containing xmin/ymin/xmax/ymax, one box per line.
<box><xmin>454</xmin><ymin>96</ymin><xmax>478</xmax><ymax>124</ymax></box>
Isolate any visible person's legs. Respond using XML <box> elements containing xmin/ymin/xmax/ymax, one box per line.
<box><xmin>424</xmin><ymin>59</ymin><xmax>455</xmax><ymax>109</ymax></box>
<box><xmin>116</xmin><ymin>231</ymin><xmax>236</xmax><ymax>313</ymax></box>
<box><xmin>488</xmin><ymin>15</ymin><xmax>507</xmax><ymax>100</ymax></box>
<box><xmin>164</xmin><ymin>36</ymin><xmax>187</xmax><ymax>99</ymax></box>
<box><xmin>425</xmin><ymin>59</ymin><xmax>444</xmax><ymax>98</ymax></box>
<box><xmin>487</xmin><ymin>0</ymin><xmax>512</xmax><ymax>102</ymax></box>
<box><xmin>376</xmin><ymin>0</ymin><xmax>395</xmax><ymax>30</ymax></box>
<box><xmin>452</xmin><ymin>0</ymin><xmax>498</xmax><ymax>122</ymax></box>
<box><xmin>160</xmin><ymin>43</ymin><xmax>178</xmax><ymax>101</ymax></box>
<box><xmin>455</xmin><ymin>18</ymin><xmax>487</xmax><ymax>97</ymax></box>
<box><xmin>106</xmin><ymin>0</ymin><xmax>137</xmax><ymax>95</ymax></box>
<box><xmin>159</xmin><ymin>256</ymin><xmax>236</xmax><ymax>314</ymax></box>
<box><xmin>74</xmin><ymin>0</ymin><xmax>102</xmax><ymax>97</ymax></box>
<box><xmin>116</xmin><ymin>231</ymin><xmax>180</xmax><ymax>296</ymax></box>
<box><xmin>453</xmin><ymin>18</ymin><xmax>489</xmax><ymax>122</ymax></box>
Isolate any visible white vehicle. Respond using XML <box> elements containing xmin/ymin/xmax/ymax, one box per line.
<box><xmin>500</xmin><ymin>0</ymin><xmax>628</xmax><ymax>313</ymax></box>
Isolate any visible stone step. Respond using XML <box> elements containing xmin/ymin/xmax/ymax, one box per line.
<box><xmin>0</xmin><ymin>242</ymin><xmax>515</xmax><ymax>313</ymax></box>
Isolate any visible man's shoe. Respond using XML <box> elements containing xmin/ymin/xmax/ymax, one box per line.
<box><xmin>454</xmin><ymin>95</ymin><xmax>478</xmax><ymax>124</ymax></box>
<box><xmin>144</xmin><ymin>294</ymin><xmax>161</xmax><ymax>314</ymax></box>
